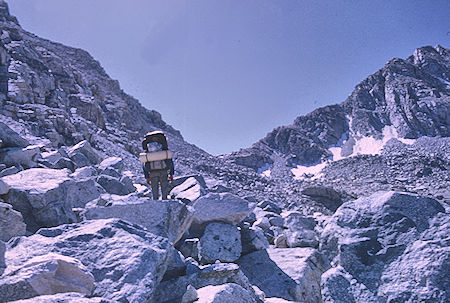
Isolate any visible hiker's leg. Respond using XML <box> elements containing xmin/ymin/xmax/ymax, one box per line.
<box><xmin>160</xmin><ymin>171</ymin><xmax>169</xmax><ymax>200</ymax></box>
<box><xmin>150</xmin><ymin>175</ymin><xmax>160</xmax><ymax>200</ymax></box>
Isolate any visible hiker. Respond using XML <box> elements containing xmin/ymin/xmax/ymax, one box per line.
<box><xmin>141</xmin><ymin>131</ymin><xmax>174</xmax><ymax>200</ymax></box>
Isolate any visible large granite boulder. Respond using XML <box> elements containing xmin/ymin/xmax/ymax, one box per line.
<box><xmin>81</xmin><ymin>194</ymin><xmax>194</xmax><ymax>244</ymax></box>
<box><xmin>4</xmin><ymin>219</ymin><xmax>172</xmax><ymax>302</ymax></box>
<box><xmin>320</xmin><ymin>191</ymin><xmax>447</xmax><ymax>302</ymax></box>
<box><xmin>237</xmin><ymin>248</ymin><xmax>330</xmax><ymax>303</ymax></box>
<box><xmin>0</xmin><ymin>121</ymin><xmax>29</xmax><ymax>148</ymax></box>
<box><xmin>66</xmin><ymin>179</ymin><xmax>104</xmax><ymax>208</ymax></box>
<box><xmin>196</xmin><ymin>283</ymin><xmax>257</xmax><ymax>303</ymax></box>
<box><xmin>192</xmin><ymin>193</ymin><xmax>256</xmax><ymax>226</ymax></box>
<box><xmin>1</xmin><ymin>168</ymin><xmax>76</xmax><ymax>232</ymax></box>
<box><xmin>0</xmin><ymin>253</ymin><xmax>95</xmax><ymax>301</ymax></box>
<box><xmin>0</xmin><ymin>201</ymin><xmax>26</xmax><ymax>241</ymax></box>
<box><xmin>198</xmin><ymin>222</ymin><xmax>242</xmax><ymax>264</ymax></box>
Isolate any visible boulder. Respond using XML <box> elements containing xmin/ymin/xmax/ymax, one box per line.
<box><xmin>81</xmin><ymin>194</ymin><xmax>194</xmax><ymax>244</ymax></box>
<box><xmin>0</xmin><ymin>253</ymin><xmax>95</xmax><ymax>301</ymax></box>
<box><xmin>0</xmin><ymin>145</ymin><xmax>40</xmax><ymax>168</ymax></box>
<box><xmin>66</xmin><ymin>179</ymin><xmax>104</xmax><ymax>208</ymax></box>
<box><xmin>257</xmin><ymin>200</ymin><xmax>282</xmax><ymax>214</ymax></box>
<box><xmin>1</xmin><ymin>168</ymin><xmax>76</xmax><ymax>232</ymax></box>
<box><xmin>196</xmin><ymin>283</ymin><xmax>257</xmax><ymax>303</ymax></box>
<box><xmin>0</xmin><ymin>178</ymin><xmax>9</xmax><ymax>195</ymax></box>
<box><xmin>0</xmin><ymin>121</ymin><xmax>29</xmax><ymax>148</ymax></box>
<box><xmin>240</xmin><ymin>225</ymin><xmax>270</xmax><ymax>255</ymax></box>
<box><xmin>71</xmin><ymin>166</ymin><xmax>97</xmax><ymax>180</ymax></box>
<box><xmin>170</xmin><ymin>176</ymin><xmax>207</xmax><ymax>202</ymax></box>
<box><xmin>97</xmin><ymin>156</ymin><xmax>123</xmax><ymax>171</ymax></box>
<box><xmin>162</xmin><ymin>249</ymin><xmax>186</xmax><ymax>281</ymax></box>
<box><xmin>192</xmin><ymin>193</ymin><xmax>256</xmax><ymax>226</ymax></box>
<box><xmin>171</xmin><ymin>174</ymin><xmax>207</xmax><ymax>189</ymax></box>
<box><xmin>181</xmin><ymin>285</ymin><xmax>199</xmax><ymax>303</ymax></box>
<box><xmin>302</xmin><ymin>186</ymin><xmax>343</xmax><ymax>211</ymax></box>
<box><xmin>67</xmin><ymin>140</ymin><xmax>101</xmax><ymax>165</ymax></box>
<box><xmin>198</xmin><ymin>222</ymin><xmax>242</xmax><ymax>264</ymax></box>
<box><xmin>0</xmin><ymin>202</ymin><xmax>26</xmax><ymax>241</ymax></box>
<box><xmin>5</xmin><ymin>219</ymin><xmax>172</xmax><ymax>302</ymax></box>
<box><xmin>320</xmin><ymin>191</ymin><xmax>447</xmax><ymax>302</ymax></box>
<box><xmin>321</xmin><ymin>266</ymin><xmax>361</xmax><ymax>303</ymax></box>
<box><xmin>237</xmin><ymin>248</ymin><xmax>330</xmax><ymax>303</ymax></box>
<box><xmin>96</xmin><ymin>175</ymin><xmax>134</xmax><ymax>195</ymax></box>
<box><xmin>152</xmin><ymin>263</ymin><xmax>261</xmax><ymax>303</ymax></box>
<box><xmin>283</xmin><ymin>212</ymin><xmax>319</xmax><ymax>248</ymax></box>
<box><xmin>7</xmin><ymin>293</ymin><xmax>112</xmax><ymax>303</ymax></box>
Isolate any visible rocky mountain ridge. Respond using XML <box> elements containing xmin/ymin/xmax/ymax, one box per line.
<box><xmin>0</xmin><ymin>1</ymin><xmax>448</xmax><ymax>302</ymax></box>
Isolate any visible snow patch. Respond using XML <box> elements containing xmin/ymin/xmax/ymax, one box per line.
<box><xmin>258</xmin><ymin>163</ymin><xmax>272</xmax><ymax>178</ymax></box>
<box><xmin>291</xmin><ymin>161</ymin><xmax>328</xmax><ymax>180</ymax></box>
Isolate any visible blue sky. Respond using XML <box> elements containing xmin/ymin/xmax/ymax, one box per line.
<box><xmin>8</xmin><ymin>0</ymin><xmax>450</xmax><ymax>155</ymax></box>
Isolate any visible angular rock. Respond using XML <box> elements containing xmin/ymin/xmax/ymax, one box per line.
<box><xmin>1</xmin><ymin>168</ymin><xmax>76</xmax><ymax>232</ymax></box>
<box><xmin>196</xmin><ymin>283</ymin><xmax>257</xmax><ymax>303</ymax></box>
<box><xmin>82</xmin><ymin>194</ymin><xmax>193</xmax><ymax>244</ymax></box>
<box><xmin>96</xmin><ymin>175</ymin><xmax>134</xmax><ymax>195</ymax></box>
<box><xmin>0</xmin><ymin>202</ymin><xmax>26</xmax><ymax>241</ymax></box>
<box><xmin>5</xmin><ymin>219</ymin><xmax>172</xmax><ymax>302</ymax></box>
<box><xmin>153</xmin><ymin>263</ymin><xmax>261</xmax><ymax>303</ymax></box>
<box><xmin>170</xmin><ymin>176</ymin><xmax>207</xmax><ymax>202</ymax></box>
<box><xmin>171</xmin><ymin>175</ymin><xmax>207</xmax><ymax>189</ymax></box>
<box><xmin>163</xmin><ymin>249</ymin><xmax>186</xmax><ymax>281</ymax></box>
<box><xmin>0</xmin><ymin>178</ymin><xmax>8</xmax><ymax>195</ymax></box>
<box><xmin>320</xmin><ymin>191</ymin><xmax>447</xmax><ymax>302</ymax></box>
<box><xmin>237</xmin><ymin>248</ymin><xmax>330</xmax><ymax>303</ymax></box>
<box><xmin>283</xmin><ymin>212</ymin><xmax>319</xmax><ymax>248</ymax></box>
<box><xmin>198</xmin><ymin>222</ymin><xmax>242</xmax><ymax>264</ymax></box>
<box><xmin>97</xmin><ymin>156</ymin><xmax>123</xmax><ymax>171</ymax></box>
<box><xmin>192</xmin><ymin>193</ymin><xmax>256</xmax><ymax>226</ymax></box>
<box><xmin>70</xmin><ymin>166</ymin><xmax>97</xmax><ymax>180</ymax></box>
<box><xmin>240</xmin><ymin>225</ymin><xmax>270</xmax><ymax>255</ymax></box>
<box><xmin>66</xmin><ymin>178</ymin><xmax>104</xmax><ymax>208</ymax></box>
<box><xmin>0</xmin><ymin>121</ymin><xmax>29</xmax><ymax>148</ymax></box>
<box><xmin>181</xmin><ymin>285</ymin><xmax>199</xmax><ymax>303</ymax></box>
<box><xmin>321</xmin><ymin>266</ymin><xmax>359</xmax><ymax>303</ymax></box>
<box><xmin>302</xmin><ymin>186</ymin><xmax>343</xmax><ymax>211</ymax></box>
<box><xmin>67</xmin><ymin>140</ymin><xmax>101</xmax><ymax>165</ymax></box>
<box><xmin>0</xmin><ymin>253</ymin><xmax>95</xmax><ymax>301</ymax></box>
<box><xmin>0</xmin><ymin>145</ymin><xmax>40</xmax><ymax>168</ymax></box>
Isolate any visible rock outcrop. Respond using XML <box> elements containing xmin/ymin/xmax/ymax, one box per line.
<box><xmin>4</xmin><ymin>219</ymin><xmax>172</xmax><ymax>302</ymax></box>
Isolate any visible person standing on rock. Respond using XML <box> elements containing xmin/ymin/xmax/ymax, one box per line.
<box><xmin>141</xmin><ymin>131</ymin><xmax>174</xmax><ymax>200</ymax></box>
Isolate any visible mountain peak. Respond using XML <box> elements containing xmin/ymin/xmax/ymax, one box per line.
<box><xmin>0</xmin><ymin>0</ymin><xmax>19</xmax><ymax>25</ymax></box>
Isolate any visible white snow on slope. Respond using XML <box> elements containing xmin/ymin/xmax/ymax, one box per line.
<box><xmin>258</xmin><ymin>163</ymin><xmax>272</xmax><ymax>177</ymax></box>
<box><xmin>292</xmin><ymin>125</ymin><xmax>416</xmax><ymax>180</ymax></box>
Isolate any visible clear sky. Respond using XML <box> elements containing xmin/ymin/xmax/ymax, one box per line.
<box><xmin>8</xmin><ymin>0</ymin><xmax>450</xmax><ymax>155</ymax></box>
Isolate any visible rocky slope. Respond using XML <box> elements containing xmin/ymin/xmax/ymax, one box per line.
<box><xmin>0</xmin><ymin>1</ymin><xmax>448</xmax><ymax>302</ymax></box>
